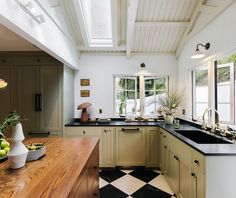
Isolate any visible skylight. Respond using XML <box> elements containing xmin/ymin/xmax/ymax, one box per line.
<box><xmin>79</xmin><ymin>0</ymin><xmax>113</xmax><ymax>47</ymax></box>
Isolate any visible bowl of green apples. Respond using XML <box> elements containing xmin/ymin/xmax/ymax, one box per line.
<box><xmin>0</xmin><ymin>139</ymin><xmax>10</xmax><ymax>163</ymax></box>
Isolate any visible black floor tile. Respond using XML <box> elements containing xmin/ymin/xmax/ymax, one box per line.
<box><xmin>100</xmin><ymin>184</ymin><xmax>128</xmax><ymax>198</ymax></box>
<box><xmin>129</xmin><ymin>169</ymin><xmax>160</xmax><ymax>183</ymax></box>
<box><xmin>99</xmin><ymin>169</ymin><xmax>126</xmax><ymax>183</ymax></box>
<box><xmin>131</xmin><ymin>184</ymin><xmax>172</xmax><ymax>198</ymax></box>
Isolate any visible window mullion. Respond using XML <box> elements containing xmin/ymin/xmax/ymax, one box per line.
<box><xmin>139</xmin><ymin>75</ymin><xmax>145</xmax><ymax>116</ymax></box>
<box><xmin>230</xmin><ymin>63</ymin><xmax>235</xmax><ymax>124</ymax></box>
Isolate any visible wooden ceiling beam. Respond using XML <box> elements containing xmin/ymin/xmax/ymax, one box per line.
<box><xmin>126</xmin><ymin>0</ymin><xmax>139</xmax><ymax>57</ymax></box>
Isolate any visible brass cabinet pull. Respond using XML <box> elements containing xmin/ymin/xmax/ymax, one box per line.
<box><xmin>121</xmin><ymin>128</ymin><xmax>140</xmax><ymax>132</ymax></box>
<box><xmin>83</xmin><ymin>131</ymin><xmax>85</xmax><ymax>134</ymax></box>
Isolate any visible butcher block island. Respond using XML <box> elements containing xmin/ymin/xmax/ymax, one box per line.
<box><xmin>0</xmin><ymin>137</ymin><xmax>99</xmax><ymax>198</ymax></box>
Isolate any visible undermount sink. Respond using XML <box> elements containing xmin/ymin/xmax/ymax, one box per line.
<box><xmin>174</xmin><ymin>130</ymin><xmax>232</xmax><ymax>144</ymax></box>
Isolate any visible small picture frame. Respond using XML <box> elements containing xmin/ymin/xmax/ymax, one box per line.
<box><xmin>81</xmin><ymin>90</ymin><xmax>90</xmax><ymax>97</ymax></box>
<box><xmin>80</xmin><ymin>79</ymin><xmax>90</xmax><ymax>86</ymax></box>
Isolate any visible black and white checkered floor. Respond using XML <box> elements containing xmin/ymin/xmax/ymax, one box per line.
<box><xmin>99</xmin><ymin>168</ymin><xmax>176</xmax><ymax>198</ymax></box>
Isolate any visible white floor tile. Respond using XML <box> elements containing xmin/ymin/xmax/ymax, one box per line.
<box><xmin>121</xmin><ymin>169</ymin><xmax>133</xmax><ymax>174</ymax></box>
<box><xmin>111</xmin><ymin>174</ymin><xmax>145</xmax><ymax>195</ymax></box>
<box><xmin>99</xmin><ymin>177</ymin><xmax>109</xmax><ymax>188</ymax></box>
<box><xmin>148</xmin><ymin>174</ymin><xmax>174</xmax><ymax>195</ymax></box>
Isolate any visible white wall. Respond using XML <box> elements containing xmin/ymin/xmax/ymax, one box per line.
<box><xmin>0</xmin><ymin>1</ymin><xmax>79</xmax><ymax>69</ymax></box>
<box><xmin>63</xmin><ymin>65</ymin><xmax>74</xmax><ymax>126</ymax></box>
<box><xmin>177</xmin><ymin>2</ymin><xmax>236</xmax><ymax>119</ymax></box>
<box><xmin>74</xmin><ymin>54</ymin><xmax>177</xmax><ymax>118</ymax></box>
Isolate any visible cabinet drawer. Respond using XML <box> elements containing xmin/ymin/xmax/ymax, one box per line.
<box><xmin>192</xmin><ymin>150</ymin><xmax>205</xmax><ymax>175</ymax></box>
<box><xmin>66</xmin><ymin>127</ymin><xmax>102</xmax><ymax>137</ymax></box>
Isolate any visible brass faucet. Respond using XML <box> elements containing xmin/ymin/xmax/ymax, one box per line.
<box><xmin>201</xmin><ymin>108</ymin><xmax>221</xmax><ymax>133</ymax></box>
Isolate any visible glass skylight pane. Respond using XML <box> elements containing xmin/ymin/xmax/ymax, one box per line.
<box><xmin>79</xmin><ymin>0</ymin><xmax>113</xmax><ymax>46</ymax></box>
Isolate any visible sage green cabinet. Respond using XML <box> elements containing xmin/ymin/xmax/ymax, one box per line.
<box><xmin>101</xmin><ymin>127</ymin><xmax>115</xmax><ymax>167</ymax></box>
<box><xmin>116</xmin><ymin>127</ymin><xmax>146</xmax><ymax>166</ymax></box>
<box><xmin>145</xmin><ymin>127</ymin><xmax>159</xmax><ymax>167</ymax></box>
<box><xmin>159</xmin><ymin>128</ymin><xmax>205</xmax><ymax>198</ymax></box>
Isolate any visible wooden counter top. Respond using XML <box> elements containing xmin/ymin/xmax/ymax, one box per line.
<box><xmin>0</xmin><ymin>137</ymin><xmax>99</xmax><ymax>198</ymax></box>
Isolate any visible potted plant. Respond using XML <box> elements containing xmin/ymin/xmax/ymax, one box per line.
<box><xmin>158</xmin><ymin>90</ymin><xmax>184</xmax><ymax>124</ymax></box>
<box><xmin>0</xmin><ymin>111</ymin><xmax>28</xmax><ymax>169</ymax></box>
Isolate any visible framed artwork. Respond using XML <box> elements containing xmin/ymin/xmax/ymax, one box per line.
<box><xmin>81</xmin><ymin>90</ymin><xmax>90</xmax><ymax>97</ymax></box>
<box><xmin>80</xmin><ymin>79</ymin><xmax>90</xmax><ymax>86</ymax></box>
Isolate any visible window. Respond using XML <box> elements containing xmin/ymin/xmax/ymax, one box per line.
<box><xmin>79</xmin><ymin>0</ymin><xmax>113</xmax><ymax>47</ymax></box>
<box><xmin>114</xmin><ymin>76</ymin><xmax>139</xmax><ymax>116</ymax></box>
<box><xmin>192</xmin><ymin>65</ymin><xmax>208</xmax><ymax>120</ymax></box>
<box><xmin>114</xmin><ymin>75</ymin><xmax>168</xmax><ymax>116</ymax></box>
<box><xmin>144</xmin><ymin>77</ymin><xmax>168</xmax><ymax>115</ymax></box>
<box><xmin>215</xmin><ymin>54</ymin><xmax>236</xmax><ymax>124</ymax></box>
<box><xmin>190</xmin><ymin>52</ymin><xmax>236</xmax><ymax>125</ymax></box>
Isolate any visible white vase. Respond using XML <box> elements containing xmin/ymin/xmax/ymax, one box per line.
<box><xmin>7</xmin><ymin>123</ymin><xmax>28</xmax><ymax>169</ymax></box>
<box><xmin>164</xmin><ymin>115</ymin><xmax>174</xmax><ymax>124</ymax></box>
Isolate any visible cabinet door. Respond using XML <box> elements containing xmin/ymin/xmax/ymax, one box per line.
<box><xmin>39</xmin><ymin>66</ymin><xmax>62</xmax><ymax>132</ymax></box>
<box><xmin>159</xmin><ymin>130</ymin><xmax>165</xmax><ymax>171</ymax></box>
<box><xmin>146</xmin><ymin>127</ymin><xmax>158</xmax><ymax>167</ymax></box>
<box><xmin>0</xmin><ymin>67</ymin><xmax>14</xmax><ymax>123</ymax></box>
<box><xmin>101</xmin><ymin>128</ymin><xmax>115</xmax><ymax>167</ymax></box>
<box><xmin>16</xmin><ymin>66</ymin><xmax>40</xmax><ymax>132</ymax></box>
<box><xmin>179</xmin><ymin>161</ymin><xmax>193</xmax><ymax>198</ymax></box>
<box><xmin>116</xmin><ymin>127</ymin><xmax>145</xmax><ymax>166</ymax></box>
<box><xmin>169</xmin><ymin>151</ymin><xmax>180</xmax><ymax>193</ymax></box>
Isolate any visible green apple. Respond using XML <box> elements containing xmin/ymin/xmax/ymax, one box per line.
<box><xmin>0</xmin><ymin>149</ymin><xmax>6</xmax><ymax>158</ymax></box>
<box><xmin>4</xmin><ymin>147</ymin><xmax>10</xmax><ymax>153</ymax></box>
<box><xmin>1</xmin><ymin>140</ymin><xmax>10</xmax><ymax>149</ymax></box>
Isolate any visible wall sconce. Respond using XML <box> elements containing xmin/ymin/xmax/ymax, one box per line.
<box><xmin>191</xmin><ymin>42</ymin><xmax>210</xmax><ymax>59</ymax></box>
<box><xmin>14</xmin><ymin>0</ymin><xmax>45</xmax><ymax>24</ymax></box>
<box><xmin>137</xmin><ymin>63</ymin><xmax>149</xmax><ymax>74</ymax></box>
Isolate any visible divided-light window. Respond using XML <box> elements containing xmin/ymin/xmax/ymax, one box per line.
<box><xmin>191</xmin><ymin>52</ymin><xmax>236</xmax><ymax>124</ymax></box>
<box><xmin>114</xmin><ymin>75</ymin><xmax>169</xmax><ymax>117</ymax></box>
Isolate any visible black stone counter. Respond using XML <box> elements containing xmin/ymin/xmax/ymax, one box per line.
<box><xmin>65</xmin><ymin>119</ymin><xmax>236</xmax><ymax>156</ymax></box>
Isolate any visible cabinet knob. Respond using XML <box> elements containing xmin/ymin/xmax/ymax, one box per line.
<box><xmin>163</xmin><ymin>135</ymin><xmax>166</xmax><ymax>138</ymax></box>
<box><xmin>93</xmin><ymin>166</ymin><xmax>98</xmax><ymax>170</ymax></box>
<box><xmin>191</xmin><ymin>173</ymin><xmax>196</xmax><ymax>177</ymax></box>
<box><xmin>83</xmin><ymin>131</ymin><xmax>85</xmax><ymax>134</ymax></box>
<box><xmin>194</xmin><ymin>160</ymin><xmax>199</xmax><ymax>165</ymax></box>
<box><xmin>93</xmin><ymin>193</ymin><xmax>98</xmax><ymax>197</ymax></box>
<box><xmin>164</xmin><ymin>146</ymin><xmax>167</xmax><ymax>149</ymax></box>
<box><xmin>104</xmin><ymin>130</ymin><xmax>107</xmax><ymax>133</ymax></box>
<box><xmin>160</xmin><ymin>132</ymin><xmax>163</xmax><ymax>134</ymax></box>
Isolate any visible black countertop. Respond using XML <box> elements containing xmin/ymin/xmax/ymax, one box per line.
<box><xmin>65</xmin><ymin>119</ymin><xmax>236</xmax><ymax>156</ymax></box>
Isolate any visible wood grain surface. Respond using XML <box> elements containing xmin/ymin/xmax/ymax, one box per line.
<box><xmin>0</xmin><ymin>137</ymin><xmax>99</xmax><ymax>198</ymax></box>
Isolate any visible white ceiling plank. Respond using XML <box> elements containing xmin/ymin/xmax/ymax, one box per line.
<box><xmin>150</xmin><ymin>28</ymin><xmax>160</xmax><ymax>52</ymax></box>
<box><xmin>126</xmin><ymin>0</ymin><xmax>139</xmax><ymax>57</ymax></box>
<box><xmin>72</xmin><ymin>0</ymin><xmax>89</xmax><ymax>47</ymax></box>
<box><xmin>166</xmin><ymin>27</ymin><xmax>176</xmax><ymax>52</ymax></box>
<box><xmin>145</xmin><ymin>27</ymin><xmax>155</xmax><ymax>52</ymax></box>
<box><xmin>186</xmin><ymin>0</ymin><xmax>236</xmax><ymax>41</ymax></box>
<box><xmin>111</xmin><ymin>0</ymin><xmax>118</xmax><ymax>47</ymax></box>
<box><xmin>176</xmin><ymin>0</ymin><xmax>206</xmax><ymax>57</ymax></box>
<box><xmin>200</xmin><ymin>5</ymin><xmax>219</xmax><ymax>14</ymax></box>
<box><xmin>135</xmin><ymin>21</ymin><xmax>189</xmax><ymax>28</ymax></box>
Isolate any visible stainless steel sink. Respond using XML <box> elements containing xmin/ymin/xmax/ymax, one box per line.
<box><xmin>174</xmin><ymin>130</ymin><xmax>232</xmax><ymax>144</ymax></box>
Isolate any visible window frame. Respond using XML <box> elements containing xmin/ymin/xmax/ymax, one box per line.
<box><xmin>113</xmin><ymin>74</ymin><xmax>169</xmax><ymax>117</ymax></box>
<box><xmin>190</xmin><ymin>50</ymin><xmax>236</xmax><ymax>125</ymax></box>
<box><xmin>214</xmin><ymin>61</ymin><xmax>235</xmax><ymax>124</ymax></box>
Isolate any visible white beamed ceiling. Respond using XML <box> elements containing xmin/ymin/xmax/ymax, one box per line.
<box><xmin>61</xmin><ymin>0</ymin><xmax>235</xmax><ymax>56</ymax></box>
<box><xmin>0</xmin><ymin>0</ymin><xmax>234</xmax><ymax>56</ymax></box>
